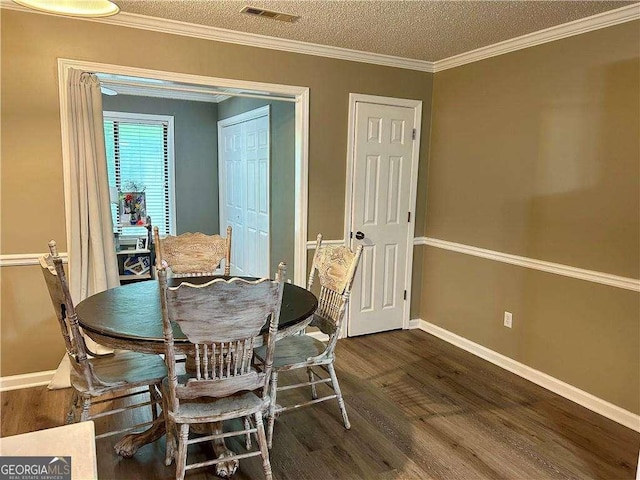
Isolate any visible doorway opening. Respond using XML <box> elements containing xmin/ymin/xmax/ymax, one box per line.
<box><xmin>58</xmin><ymin>59</ymin><xmax>310</xmax><ymax>285</ymax></box>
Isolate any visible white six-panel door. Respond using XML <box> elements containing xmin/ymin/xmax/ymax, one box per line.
<box><xmin>348</xmin><ymin>99</ymin><xmax>419</xmax><ymax>336</ymax></box>
<box><xmin>218</xmin><ymin>106</ymin><xmax>270</xmax><ymax>278</ymax></box>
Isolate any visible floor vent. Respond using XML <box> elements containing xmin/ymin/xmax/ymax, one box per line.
<box><xmin>240</xmin><ymin>6</ymin><xmax>299</xmax><ymax>23</ymax></box>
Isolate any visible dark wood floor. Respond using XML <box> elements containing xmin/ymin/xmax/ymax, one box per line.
<box><xmin>2</xmin><ymin>330</ymin><xmax>638</xmax><ymax>479</ymax></box>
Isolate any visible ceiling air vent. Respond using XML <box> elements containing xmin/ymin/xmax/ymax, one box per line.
<box><xmin>240</xmin><ymin>6</ymin><xmax>299</xmax><ymax>23</ymax></box>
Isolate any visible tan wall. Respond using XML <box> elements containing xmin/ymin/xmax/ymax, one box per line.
<box><xmin>421</xmin><ymin>21</ymin><xmax>640</xmax><ymax>413</ymax></box>
<box><xmin>1</xmin><ymin>266</ymin><xmax>67</xmax><ymax>374</ymax></box>
<box><xmin>0</xmin><ymin>10</ymin><xmax>433</xmax><ymax>376</ymax></box>
<box><xmin>422</xmin><ymin>248</ymin><xmax>639</xmax><ymax>414</ymax></box>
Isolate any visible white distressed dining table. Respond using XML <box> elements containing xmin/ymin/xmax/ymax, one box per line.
<box><xmin>75</xmin><ymin>276</ymin><xmax>318</xmax><ymax>476</ymax></box>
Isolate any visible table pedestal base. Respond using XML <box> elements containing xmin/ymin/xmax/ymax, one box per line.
<box><xmin>190</xmin><ymin>422</ymin><xmax>239</xmax><ymax>478</ymax></box>
<box><xmin>163</xmin><ymin>420</ymin><xmax>240</xmax><ymax>478</ymax></box>
<box><xmin>114</xmin><ymin>421</ymin><xmax>166</xmax><ymax>458</ymax></box>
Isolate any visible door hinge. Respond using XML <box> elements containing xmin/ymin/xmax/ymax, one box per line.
<box><xmin>350</xmin><ymin>231</ymin><xmax>353</xmax><ymax>239</ymax></box>
<box><xmin>407</xmin><ymin>211</ymin><xmax>411</xmax><ymax>223</ymax></box>
<box><xmin>412</xmin><ymin>128</ymin><xmax>416</xmax><ymax>140</ymax></box>
<box><xmin>403</xmin><ymin>290</ymin><xmax>407</xmax><ymax>300</ymax></box>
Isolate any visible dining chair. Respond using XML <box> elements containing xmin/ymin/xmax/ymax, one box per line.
<box><xmin>155</xmin><ymin>226</ymin><xmax>232</xmax><ymax>277</ymax></box>
<box><xmin>157</xmin><ymin>258</ymin><xmax>286</xmax><ymax>480</ymax></box>
<box><xmin>39</xmin><ymin>240</ymin><xmax>167</xmax><ymax>446</ymax></box>
<box><xmin>254</xmin><ymin>233</ymin><xmax>363</xmax><ymax>447</ymax></box>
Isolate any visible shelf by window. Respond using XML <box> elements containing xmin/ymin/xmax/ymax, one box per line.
<box><xmin>116</xmin><ymin>249</ymin><xmax>150</xmax><ymax>256</ymax></box>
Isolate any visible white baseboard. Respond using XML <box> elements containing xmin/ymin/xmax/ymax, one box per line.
<box><xmin>5</xmin><ymin>324</ymin><xmax>638</xmax><ymax>433</ymax></box>
<box><xmin>409</xmin><ymin>319</ymin><xmax>640</xmax><ymax>433</ymax></box>
<box><xmin>0</xmin><ymin>370</ymin><xmax>55</xmax><ymax>392</ymax></box>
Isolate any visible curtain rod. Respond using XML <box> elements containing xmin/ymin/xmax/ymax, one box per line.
<box><xmin>99</xmin><ymin>78</ymin><xmax>297</xmax><ymax>103</ymax></box>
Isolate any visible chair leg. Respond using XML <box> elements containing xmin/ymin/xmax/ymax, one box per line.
<box><xmin>149</xmin><ymin>385</ymin><xmax>159</xmax><ymax>420</ymax></box>
<box><xmin>80</xmin><ymin>397</ymin><xmax>91</xmax><ymax>422</ymax></box>
<box><xmin>66</xmin><ymin>390</ymin><xmax>79</xmax><ymax>424</ymax></box>
<box><xmin>327</xmin><ymin>362</ymin><xmax>350</xmax><ymax>429</ymax></box>
<box><xmin>162</xmin><ymin>395</ymin><xmax>175</xmax><ymax>466</ymax></box>
<box><xmin>254</xmin><ymin>412</ymin><xmax>273</xmax><ymax>480</ymax></box>
<box><xmin>244</xmin><ymin>416</ymin><xmax>252</xmax><ymax>449</ymax></box>
<box><xmin>307</xmin><ymin>367</ymin><xmax>318</xmax><ymax>399</ymax></box>
<box><xmin>175</xmin><ymin>423</ymin><xmax>189</xmax><ymax>480</ymax></box>
<box><xmin>267</xmin><ymin>371</ymin><xmax>278</xmax><ymax>449</ymax></box>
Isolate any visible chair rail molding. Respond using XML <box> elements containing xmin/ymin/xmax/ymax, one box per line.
<box><xmin>414</xmin><ymin>237</ymin><xmax>640</xmax><ymax>292</ymax></box>
<box><xmin>0</xmin><ymin>252</ymin><xmax>69</xmax><ymax>267</ymax></box>
<box><xmin>306</xmin><ymin>239</ymin><xmax>345</xmax><ymax>249</ymax></box>
<box><xmin>409</xmin><ymin>319</ymin><xmax>640</xmax><ymax>433</ymax></box>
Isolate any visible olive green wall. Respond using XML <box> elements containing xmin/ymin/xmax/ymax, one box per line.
<box><xmin>420</xmin><ymin>21</ymin><xmax>640</xmax><ymax>414</ymax></box>
<box><xmin>217</xmin><ymin>97</ymin><xmax>296</xmax><ymax>277</ymax></box>
<box><xmin>0</xmin><ymin>9</ymin><xmax>432</xmax><ymax>376</ymax></box>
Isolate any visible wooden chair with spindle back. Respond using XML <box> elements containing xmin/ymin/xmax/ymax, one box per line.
<box><xmin>154</xmin><ymin>226</ymin><xmax>232</xmax><ymax>277</ymax></box>
<box><xmin>157</xmin><ymin>252</ymin><xmax>286</xmax><ymax>480</ymax></box>
<box><xmin>254</xmin><ymin>233</ymin><xmax>363</xmax><ymax>447</ymax></box>
<box><xmin>39</xmin><ymin>240</ymin><xmax>166</xmax><ymax>449</ymax></box>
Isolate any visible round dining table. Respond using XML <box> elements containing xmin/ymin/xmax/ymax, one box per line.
<box><xmin>77</xmin><ymin>276</ymin><xmax>318</xmax><ymax>353</ymax></box>
<box><xmin>75</xmin><ymin>276</ymin><xmax>318</xmax><ymax>472</ymax></box>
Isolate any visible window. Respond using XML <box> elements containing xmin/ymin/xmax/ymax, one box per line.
<box><xmin>103</xmin><ymin>111</ymin><xmax>175</xmax><ymax>236</ymax></box>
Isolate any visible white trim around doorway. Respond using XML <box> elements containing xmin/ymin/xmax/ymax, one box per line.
<box><xmin>57</xmin><ymin>58</ymin><xmax>310</xmax><ymax>286</ymax></box>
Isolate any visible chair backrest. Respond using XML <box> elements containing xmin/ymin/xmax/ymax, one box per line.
<box><xmin>307</xmin><ymin>234</ymin><xmax>363</xmax><ymax>346</ymax></box>
<box><xmin>39</xmin><ymin>241</ymin><xmax>100</xmax><ymax>390</ymax></box>
<box><xmin>158</xmin><ymin>262</ymin><xmax>286</xmax><ymax>410</ymax></box>
<box><xmin>154</xmin><ymin>226</ymin><xmax>232</xmax><ymax>277</ymax></box>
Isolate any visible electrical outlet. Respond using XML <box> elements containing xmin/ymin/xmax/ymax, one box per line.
<box><xmin>504</xmin><ymin>311</ymin><xmax>513</xmax><ymax>328</ymax></box>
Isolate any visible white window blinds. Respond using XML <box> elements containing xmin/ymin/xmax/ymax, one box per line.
<box><xmin>103</xmin><ymin>111</ymin><xmax>175</xmax><ymax>236</ymax></box>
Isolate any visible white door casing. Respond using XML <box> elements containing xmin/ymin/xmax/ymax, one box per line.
<box><xmin>58</xmin><ymin>59</ymin><xmax>310</xmax><ymax>287</ymax></box>
<box><xmin>346</xmin><ymin>94</ymin><xmax>422</xmax><ymax>337</ymax></box>
<box><xmin>218</xmin><ymin>106</ymin><xmax>270</xmax><ymax>278</ymax></box>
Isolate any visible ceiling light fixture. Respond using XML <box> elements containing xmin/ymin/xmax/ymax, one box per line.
<box><xmin>12</xmin><ymin>0</ymin><xmax>119</xmax><ymax>18</ymax></box>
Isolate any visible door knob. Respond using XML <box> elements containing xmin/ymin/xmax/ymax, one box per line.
<box><xmin>355</xmin><ymin>231</ymin><xmax>365</xmax><ymax>240</ymax></box>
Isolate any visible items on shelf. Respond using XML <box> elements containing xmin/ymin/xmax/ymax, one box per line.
<box><xmin>122</xmin><ymin>255</ymin><xmax>151</xmax><ymax>276</ymax></box>
<box><xmin>120</xmin><ymin>191</ymin><xmax>147</xmax><ymax>226</ymax></box>
<box><xmin>115</xmin><ymin>216</ymin><xmax>154</xmax><ymax>283</ymax></box>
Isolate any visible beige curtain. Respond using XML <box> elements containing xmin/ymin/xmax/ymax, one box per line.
<box><xmin>49</xmin><ymin>69</ymin><xmax>120</xmax><ymax>389</ymax></box>
<box><xmin>67</xmin><ymin>69</ymin><xmax>120</xmax><ymax>300</ymax></box>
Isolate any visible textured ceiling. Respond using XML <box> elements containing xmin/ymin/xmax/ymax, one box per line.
<box><xmin>113</xmin><ymin>1</ymin><xmax>637</xmax><ymax>62</ymax></box>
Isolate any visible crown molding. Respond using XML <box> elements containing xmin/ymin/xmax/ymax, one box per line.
<box><xmin>432</xmin><ymin>3</ymin><xmax>640</xmax><ymax>72</ymax></box>
<box><xmin>2</xmin><ymin>2</ymin><xmax>637</xmax><ymax>73</ymax></box>
<box><xmin>98</xmin><ymin>12</ymin><xmax>437</xmax><ymax>73</ymax></box>
<box><xmin>115</xmin><ymin>13</ymin><xmax>436</xmax><ymax>72</ymax></box>
<box><xmin>0</xmin><ymin>2</ymin><xmax>434</xmax><ymax>73</ymax></box>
